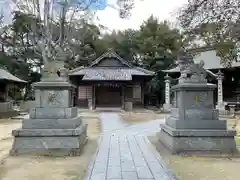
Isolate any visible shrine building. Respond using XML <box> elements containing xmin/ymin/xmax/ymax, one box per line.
<box><xmin>68</xmin><ymin>49</ymin><xmax>155</xmax><ymax>111</ymax></box>
<box><xmin>0</xmin><ymin>68</ymin><xmax>26</xmax><ymax>116</ymax></box>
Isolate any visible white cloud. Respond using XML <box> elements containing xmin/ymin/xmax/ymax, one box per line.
<box><xmin>96</xmin><ymin>0</ymin><xmax>188</xmax><ymax>30</ymax></box>
<box><xmin>1</xmin><ymin>0</ymin><xmax>187</xmax><ymax>30</ymax></box>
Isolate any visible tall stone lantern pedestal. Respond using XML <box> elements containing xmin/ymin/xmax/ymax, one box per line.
<box><xmin>11</xmin><ymin>79</ymin><xmax>87</xmax><ymax>156</ymax></box>
<box><xmin>215</xmin><ymin>70</ymin><xmax>228</xmax><ymax>115</ymax></box>
<box><xmin>159</xmin><ymin>59</ymin><xmax>237</xmax><ymax>154</ymax></box>
<box><xmin>163</xmin><ymin>74</ymin><xmax>171</xmax><ymax>112</ymax></box>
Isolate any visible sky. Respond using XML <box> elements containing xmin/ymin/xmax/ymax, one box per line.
<box><xmin>96</xmin><ymin>0</ymin><xmax>188</xmax><ymax>30</ymax></box>
<box><xmin>0</xmin><ymin>0</ymin><xmax>188</xmax><ymax>31</ymax></box>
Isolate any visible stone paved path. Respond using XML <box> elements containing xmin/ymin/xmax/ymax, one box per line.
<box><xmin>85</xmin><ymin>113</ymin><xmax>176</xmax><ymax>180</ymax></box>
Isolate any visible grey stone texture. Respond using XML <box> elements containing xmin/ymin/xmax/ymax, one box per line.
<box><xmin>11</xmin><ymin>80</ymin><xmax>87</xmax><ymax>156</ymax></box>
<box><xmin>216</xmin><ymin>103</ymin><xmax>228</xmax><ymax>115</ymax></box>
<box><xmin>159</xmin><ymin>57</ymin><xmax>237</xmax><ymax>154</ymax></box>
<box><xmin>124</xmin><ymin>101</ymin><xmax>133</xmax><ymax>111</ymax></box>
<box><xmin>85</xmin><ymin>113</ymin><xmax>175</xmax><ymax>180</ymax></box>
<box><xmin>22</xmin><ymin>117</ymin><xmax>82</xmax><ymax>129</ymax></box>
<box><xmin>163</xmin><ymin>103</ymin><xmax>171</xmax><ymax>113</ymax></box>
<box><xmin>29</xmin><ymin>107</ymin><xmax>78</xmax><ymax>119</ymax></box>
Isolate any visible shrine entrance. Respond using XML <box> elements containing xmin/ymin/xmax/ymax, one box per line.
<box><xmin>69</xmin><ymin>50</ymin><xmax>155</xmax><ymax>110</ymax></box>
<box><xmin>95</xmin><ymin>84</ymin><xmax>122</xmax><ymax>107</ymax></box>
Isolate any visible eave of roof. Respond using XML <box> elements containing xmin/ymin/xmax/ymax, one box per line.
<box><xmin>68</xmin><ymin>67</ymin><xmax>155</xmax><ymax>81</ymax></box>
<box><xmin>68</xmin><ymin>49</ymin><xmax>155</xmax><ymax>80</ymax></box>
<box><xmin>0</xmin><ymin>69</ymin><xmax>27</xmax><ymax>83</ymax></box>
<box><xmin>89</xmin><ymin>49</ymin><xmax>133</xmax><ymax>68</ymax></box>
<box><xmin>162</xmin><ymin>66</ymin><xmax>180</xmax><ymax>73</ymax></box>
<box><xmin>163</xmin><ymin>49</ymin><xmax>240</xmax><ymax>73</ymax></box>
<box><xmin>163</xmin><ymin>62</ymin><xmax>240</xmax><ymax>73</ymax></box>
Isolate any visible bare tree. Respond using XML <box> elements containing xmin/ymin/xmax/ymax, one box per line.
<box><xmin>0</xmin><ymin>13</ymin><xmax>12</xmax><ymax>53</ymax></box>
<box><xmin>177</xmin><ymin>0</ymin><xmax>240</xmax><ymax>64</ymax></box>
<box><xmin>0</xmin><ymin>13</ymin><xmax>4</xmax><ymax>52</ymax></box>
<box><xmin>0</xmin><ymin>12</ymin><xmax>3</xmax><ymax>24</ymax></box>
<box><xmin>178</xmin><ymin>0</ymin><xmax>240</xmax><ymax>29</ymax></box>
<box><xmin>10</xmin><ymin>0</ymin><xmax>135</xmax><ymax>79</ymax></box>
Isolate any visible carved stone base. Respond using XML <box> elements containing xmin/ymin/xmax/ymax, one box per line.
<box><xmin>216</xmin><ymin>103</ymin><xmax>228</xmax><ymax>116</ymax></box>
<box><xmin>216</xmin><ymin>103</ymin><xmax>225</xmax><ymax>110</ymax></box>
<box><xmin>158</xmin><ymin>124</ymin><xmax>238</xmax><ymax>154</ymax></box>
<box><xmin>166</xmin><ymin>117</ymin><xmax>227</xmax><ymax>129</ymax></box>
<box><xmin>11</xmin><ymin>123</ymin><xmax>87</xmax><ymax>156</ymax></box>
<box><xmin>22</xmin><ymin>117</ymin><xmax>82</xmax><ymax>129</ymax></box>
<box><xmin>29</xmin><ymin>107</ymin><xmax>78</xmax><ymax>119</ymax></box>
<box><xmin>10</xmin><ymin>79</ymin><xmax>87</xmax><ymax>156</ymax></box>
<box><xmin>163</xmin><ymin>103</ymin><xmax>171</xmax><ymax>112</ymax></box>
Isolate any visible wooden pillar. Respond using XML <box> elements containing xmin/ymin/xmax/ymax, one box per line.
<box><xmin>92</xmin><ymin>84</ymin><xmax>96</xmax><ymax>109</ymax></box>
<box><xmin>75</xmin><ymin>86</ymin><xmax>78</xmax><ymax>106</ymax></box>
<box><xmin>121</xmin><ymin>85</ymin><xmax>125</xmax><ymax>109</ymax></box>
<box><xmin>124</xmin><ymin>84</ymin><xmax>133</xmax><ymax>111</ymax></box>
<box><xmin>141</xmin><ymin>82</ymin><xmax>145</xmax><ymax>106</ymax></box>
<box><xmin>5</xmin><ymin>83</ymin><xmax>9</xmax><ymax>102</ymax></box>
<box><xmin>70</xmin><ymin>88</ymin><xmax>73</xmax><ymax>107</ymax></box>
<box><xmin>76</xmin><ymin>86</ymin><xmax>80</xmax><ymax>107</ymax></box>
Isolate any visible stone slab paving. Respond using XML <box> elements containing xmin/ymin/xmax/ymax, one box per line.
<box><xmin>85</xmin><ymin>113</ymin><xmax>175</xmax><ymax>180</ymax></box>
<box><xmin>99</xmin><ymin>113</ymin><xmax>128</xmax><ymax>132</ymax></box>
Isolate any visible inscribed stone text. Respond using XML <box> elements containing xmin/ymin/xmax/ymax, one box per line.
<box><xmin>194</xmin><ymin>96</ymin><xmax>200</xmax><ymax>104</ymax></box>
<box><xmin>47</xmin><ymin>91</ymin><xmax>61</xmax><ymax>105</ymax></box>
<box><xmin>194</xmin><ymin>92</ymin><xmax>208</xmax><ymax>105</ymax></box>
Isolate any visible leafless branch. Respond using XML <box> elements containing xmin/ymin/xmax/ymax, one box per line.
<box><xmin>8</xmin><ymin>0</ymin><xmax>136</xmax><ymax>71</ymax></box>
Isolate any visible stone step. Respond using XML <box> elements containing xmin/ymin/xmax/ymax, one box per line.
<box><xmin>11</xmin><ymin>114</ymin><xmax>29</xmax><ymax>120</ymax></box>
<box><xmin>95</xmin><ymin>108</ymin><xmax>124</xmax><ymax>113</ymax></box>
<box><xmin>19</xmin><ymin>112</ymin><xmax>28</xmax><ymax>115</ymax></box>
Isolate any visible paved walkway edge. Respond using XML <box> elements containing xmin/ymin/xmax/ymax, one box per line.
<box><xmin>85</xmin><ymin>113</ymin><xmax>177</xmax><ymax>180</ymax></box>
<box><xmin>84</xmin><ymin>135</ymin><xmax>103</xmax><ymax>180</ymax></box>
<box><xmin>144</xmin><ymin>136</ymin><xmax>177</xmax><ymax>180</ymax></box>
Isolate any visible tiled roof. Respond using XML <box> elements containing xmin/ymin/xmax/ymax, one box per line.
<box><xmin>89</xmin><ymin>49</ymin><xmax>133</xmax><ymax>68</ymax></box>
<box><xmin>68</xmin><ymin>49</ymin><xmax>155</xmax><ymax>81</ymax></box>
<box><xmin>0</xmin><ymin>68</ymin><xmax>26</xmax><ymax>83</ymax></box>
<box><xmin>69</xmin><ymin>67</ymin><xmax>155</xmax><ymax>81</ymax></box>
